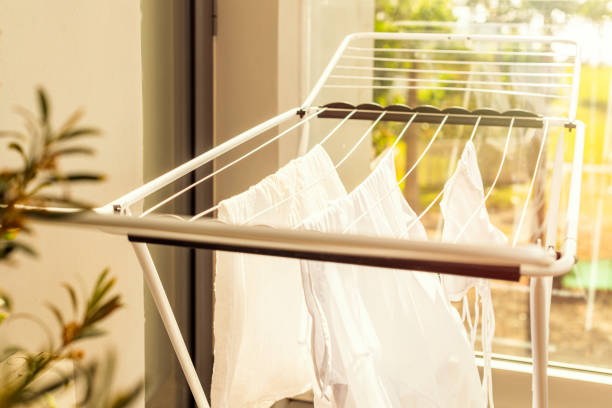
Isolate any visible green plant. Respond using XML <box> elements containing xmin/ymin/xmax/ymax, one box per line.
<box><xmin>0</xmin><ymin>269</ymin><xmax>142</xmax><ymax>408</ymax></box>
<box><xmin>0</xmin><ymin>88</ymin><xmax>104</xmax><ymax>261</ymax></box>
<box><xmin>0</xmin><ymin>89</ymin><xmax>141</xmax><ymax>407</ymax></box>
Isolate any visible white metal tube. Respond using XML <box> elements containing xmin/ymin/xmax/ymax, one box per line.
<box><xmin>143</xmin><ymin>109</ymin><xmax>322</xmax><ymax>217</ymax></box>
<box><xmin>341</xmin><ymin>54</ymin><xmax>573</xmax><ymax>67</ymax></box>
<box><xmin>329</xmin><ymin>74</ymin><xmax>572</xmax><ymax>89</ymax></box>
<box><xmin>34</xmin><ymin>212</ymin><xmax>556</xmax><ymax>269</ymax></box>
<box><xmin>531</xmin><ymin>276</ymin><xmax>549</xmax><ymax>408</ymax></box>
<box><xmin>346</xmin><ymin>46</ymin><xmax>575</xmax><ymax>58</ymax></box>
<box><xmin>565</xmin><ymin>121</ymin><xmax>586</xmax><ymax>250</ymax></box>
<box><xmin>344</xmin><ymin>32</ymin><xmax>577</xmax><ymax>46</ymax></box>
<box><xmin>569</xmin><ymin>45</ymin><xmax>582</xmax><ymax>121</ymax></box>
<box><xmin>101</xmin><ymin>108</ymin><xmax>299</xmax><ymax>212</ymax></box>
<box><xmin>324</xmin><ymin>85</ymin><xmax>566</xmax><ymax>99</ymax></box>
<box><xmin>131</xmin><ymin>242</ymin><xmax>209</xmax><ymax>408</ymax></box>
<box><xmin>302</xmin><ymin>34</ymin><xmax>353</xmax><ymax>107</ymax></box>
<box><xmin>337</xmin><ymin>65</ymin><xmax>574</xmax><ymax>78</ymax></box>
<box><xmin>530</xmin><ymin>129</ymin><xmax>564</xmax><ymax>408</ymax></box>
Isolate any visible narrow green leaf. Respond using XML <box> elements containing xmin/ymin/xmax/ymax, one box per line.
<box><xmin>0</xmin><ymin>130</ymin><xmax>26</xmax><ymax>140</ymax></box>
<box><xmin>27</xmin><ymin>194</ymin><xmax>94</xmax><ymax>210</ymax></box>
<box><xmin>44</xmin><ymin>393</ymin><xmax>59</xmax><ymax>408</ymax></box>
<box><xmin>110</xmin><ymin>382</ymin><xmax>144</xmax><ymax>408</ymax></box>
<box><xmin>0</xmin><ymin>345</ymin><xmax>25</xmax><ymax>361</ymax></box>
<box><xmin>57</xmin><ymin>127</ymin><xmax>100</xmax><ymax>141</ymax></box>
<box><xmin>85</xmin><ymin>295</ymin><xmax>122</xmax><ymax>326</ymax></box>
<box><xmin>37</xmin><ymin>88</ymin><xmax>49</xmax><ymax>125</ymax></box>
<box><xmin>0</xmin><ymin>240</ymin><xmax>37</xmax><ymax>260</ymax></box>
<box><xmin>45</xmin><ymin>302</ymin><xmax>64</xmax><ymax>329</ymax></box>
<box><xmin>61</xmin><ymin>283</ymin><xmax>78</xmax><ymax>316</ymax></box>
<box><xmin>73</xmin><ymin>326</ymin><xmax>106</xmax><ymax>341</ymax></box>
<box><xmin>17</xmin><ymin>372</ymin><xmax>73</xmax><ymax>404</ymax></box>
<box><xmin>8</xmin><ymin>142</ymin><xmax>28</xmax><ymax>165</ymax></box>
<box><xmin>45</xmin><ymin>173</ymin><xmax>105</xmax><ymax>184</ymax></box>
<box><xmin>57</xmin><ymin>109</ymin><xmax>84</xmax><ymax>135</ymax></box>
<box><xmin>51</xmin><ymin>146</ymin><xmax>95</xmax><ymax>157</ymax></box>
<box><xmin>0</xmin><ymin>293</ymin><xmax>12</xmax><ymax>311</ymax></box>
<box><xmin>92</xmin><ymin>268</ymin><xmax>110</xmax><ymax>297</ymax></box>
<box><xmin>87</xmin><ymin>277</ymin><xmax>115</xmax><ymax>316</ymax></box>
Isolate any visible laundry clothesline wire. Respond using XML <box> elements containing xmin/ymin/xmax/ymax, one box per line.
<box><xmin>404</xmin><ymin>116</ymin><xmax>482</xmax><ymax>234</ymax></box>
<box><xmin>336</xmin><ymin>65</ymin><xmax>574</xmax><ymax>78</ymax></box>
<box><xmin>144</xmin><ymin>105</ymin><xmax>559</xmax><ymax>242</ymax></box>
<box><xmin>277</xmin><ymin>112</ymin><xmax>416</xmax><ymax>229</ymax></box>
<box><xmin>453</xmin><ymin>118</ymin><xmax>515</xmax><ymax>243</ymax></box>
<box><xmin>512</xmin><ymin>119</ymin><xmax>551</xmax><ymax>247</ymax></box>
<box><xmin>345</xmin><ymin>46</ymin><xmax>576</xmax><ymax>58</ymax></box>
<box><xmin>329</xmin><ymin>74</ymin><xmax>572</xmax><ymax>89</ymax></box>
<box><xmin>194</xmin><ymin>110</ymin><xmax>391</xmax><ymax>223</ymax></box>
<box><xmin>340</xmin><ymin>114</ymin><xmax>449</xmax><ymax>234</ymax></box>
<box><xmin>324</xmin><ymin>84</ymin><xmax>568</xmax><ymax>99</ymax></box>
<box><xmin>341</xmin><ymin>54</ymin><xmax>574</xmax><ymax>67</ymax></box>
<box><xmin>141</xmin><ymin>108</ymin><xmax>325</xmax><ymax>217</ymax></box>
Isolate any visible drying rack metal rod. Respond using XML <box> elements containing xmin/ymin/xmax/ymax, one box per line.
<box><xmin>34</xmin><ymin>212</ymin><xmax>566</xmax><ymax>280</ymax></box>
<box><xmin>100</xmin><ymin>108</ymin><xmax>299</xmax><ymax>213</ymax></box>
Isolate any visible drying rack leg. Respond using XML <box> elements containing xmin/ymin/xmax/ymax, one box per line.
<box><xmin>530</xmin><ymin>277</ymin><xmax>549</xmax><ymax>408</ymax></box>
<box><xmin>131</xmin><ymin>242</ymin><xmax>210</xmax><ymax>408</ymax></box>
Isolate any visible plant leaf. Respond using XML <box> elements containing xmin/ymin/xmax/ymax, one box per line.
<box><xmin>45</xmin><ymin>173</ymin><xmax>104</xmax><ymax>184</ymax></box>
<box><xmin>109</xmin><ymin>382</ymin><xmax>144</xmax><ymax>408</ymax></box>
<box><xmin>57</xmin><ymin>127</ymin><xmax>100</xmax><ymax>141</ymax></box>
<box><xmin>45</xmin><ymin>393</ymin><xmax>59</xmax><ymax>408</ymax></box>
<box><xmin>0</xmin><ymin>345</ymin><xmax>25</xmax><ymax>362</ymax></box>
<box><xmin>57</xmin><ymin>109</ymin><xmax>84</xmax><ymax>135</ymax></box>
<box><xmin>85</xmin><ymin>295</ymin><xmax>122</xmax><ymax>326</ymax></box>
<box><xmin>17</xmin><ymin>371</ymin><xmax>73</xmax><ymax>404</ymax></box>
<box><xmin>8</xmin><ymin>142</ymin><xmax>28</xmax><ymax>165</ymax></box>
<box><xmin>87</xmin><ymin>276</ymin><xmax>115</xmax><ymax>316</ymax></box>
<box><xmin>51</xmin><ymin>146</ymin><xmax>95</xmax><ymax>157</ymax></box>
<box><xmin>61</xmin><ymin>283</ymin><xmax>78</xmax><ymax>316</ymax></box>
<box><xmin>45</xmin><ymin>302</ymin><xmax>65</xmax><ymax>329</ymax></box>
<box><xmin>0</xmin><ymin>240</ymin><xmax>37</xmax><ymax>261</ymax></box>
<box><xmin>0</xmin><ymin>292</ymin><xmax>12</xmax><ymax>311</ymax></box>
<box><xmin>73</xmin><ymin>326</ymin><xmax>106</xmax><ymax>342</ymax></box>
<box><xmin>37</xmin><ymin>88</ymin><xmax>49</xmax><ymax>126</ymax></box>
<box><xmin>0</xmin><ymin>130</ymin><xmax>26</xmax><ymax>140</ymax></box>
<box><xmin>27</xmin><ymin>195</ymin><xmax>94</xmax><ymax>210</ymax></box>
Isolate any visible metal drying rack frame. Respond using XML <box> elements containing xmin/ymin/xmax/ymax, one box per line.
<box><xmin>37</xmin><ymin>33</ymin><xmax>585</xmax><ymax>408</ymax></box>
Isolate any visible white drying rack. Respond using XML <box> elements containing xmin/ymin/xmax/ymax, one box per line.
<box><xmin>42</xmin><ymin>33</ymin><xmax>584</xmax><ymax>408</ymax></box>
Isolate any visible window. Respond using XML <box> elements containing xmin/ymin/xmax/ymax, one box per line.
<box><xmin>372</xmin><ymin>0</ymin><xmax>612</xmax><ymax>374</ymax></box>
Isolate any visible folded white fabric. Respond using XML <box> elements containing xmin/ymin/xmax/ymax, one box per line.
<box><xmin>212</xmin><ymin>145</ymin><xmax>347</xmax><ymax>408</ymax></box>
<box><xmin>440</xmin><ymin>140</ymin><xmax>508</xmax><ymax>407</ymax></box>
<box><xmin>301</xmin><ymin>151</ymin><xmax>485</xmax><ymax>408</ymax></box>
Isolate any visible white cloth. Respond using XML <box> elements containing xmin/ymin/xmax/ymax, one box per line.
<box><xmin>440</xmin><ymin>141</ymin><xmax>508</xmax><ymax>407</ymax></box>
<box><xmin>212</xmin><ymin>145</ymin><xmax>347</xmax><ymax>408</ymax></box>
<box><xmin>300</xmin><ymin>151</ymin><xmax>485</xmax><ymax>408</ymax></box>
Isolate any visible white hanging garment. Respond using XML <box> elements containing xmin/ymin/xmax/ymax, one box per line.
<box><xmin>440</xmin><ymin>140</ymin><xmax>508</xmax><ymax>407</ymax></box>
<box><xmin>300</xmin><ymin>151</ymin><xmax>485</xmax><ymax>408</ymax></box>
<box><xmin>212</xmin><ymin>145</ymin><xmax>347</xmax><ymax>408</ymax></box>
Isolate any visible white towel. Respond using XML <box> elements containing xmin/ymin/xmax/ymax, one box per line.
<box><xmin>212</xmin><ymin>145</ymin><xmax>347</xmax><ymax>408</ymax></box>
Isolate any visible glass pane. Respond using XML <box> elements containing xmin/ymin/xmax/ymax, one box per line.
<box><xmin>374</xmin><ymin>0</ymin><xmax>612</xmax><ymax>371</ymax></box>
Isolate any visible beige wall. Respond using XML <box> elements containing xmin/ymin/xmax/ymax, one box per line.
<box><xmin>0</xmin><ymin>0</ymin><xmax>144</xmax><ymax>404</ymax></box>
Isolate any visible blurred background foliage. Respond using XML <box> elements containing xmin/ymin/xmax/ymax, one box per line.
<box><xmin>0</xmin><ymin>88</ymin><xmax>103</xmax><ymax>262</ymax></box>
<box><xmin>0</xmin><ymin>90</ymin><xmax>141</xmax><ymax>407</ymax></box>
<box><xmin>0</xmin><ymin>269</ymin><xmax>142</xmax><ymax>408</ymax></box>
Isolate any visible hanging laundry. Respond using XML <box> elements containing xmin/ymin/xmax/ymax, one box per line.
<box><xmin>212</xmin><ymin>145</ymin><xmax>347</xmax><ymax>408</ymax></box>
<box><xmin>440</xmin><ymin>140</ymin><xmax>508</xmax><ymax>408</ymax></box>
<box><xmin>300</xmin><ymin>151</ymin><xmax>485</xmax><ymax>408</ymax></box>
